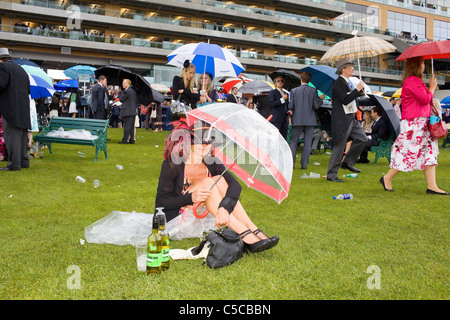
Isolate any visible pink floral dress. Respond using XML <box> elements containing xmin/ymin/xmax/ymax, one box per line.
<box><xmin>390</xmin><ymin>117</ymin><xmax>438</xmax><ymax>172</ymax></box>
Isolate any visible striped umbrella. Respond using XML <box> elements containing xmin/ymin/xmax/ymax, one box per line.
<box><xmin>320</xmin><ymin>35</ymin><xmax>396</xmax><ymax>79</ymax></box>
<box><xmin>167</xmin><ymin>42</ymin><xmax>244</xmax><ymax>78</ymax></box>
<box><xmin>28</xmin><ymin>74</ymin><xmax>56</xmax><ymax>99</ymax></box>
<box><xmin>13</xmin><ymin>59</ymin><xmax>54</xmax><ymax>87</ymax></box>
<box><xmin>221</xmin><ymin>75</ymin><xmax>252</xmax><ymax>94</ymax></box>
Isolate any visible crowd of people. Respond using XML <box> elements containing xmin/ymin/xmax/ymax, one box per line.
<box><xmin>1</xmin><ymin>45</ymin><xmax>448</xmax><ymax>199</ymax></box>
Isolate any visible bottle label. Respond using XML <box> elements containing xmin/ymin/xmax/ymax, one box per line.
<box><xmin>342</xmin><ymin>194</ymin><xmax>352</xmax><ymax>199</ymax></box>
<box><xmin>161</xmin><ymin>248</ymin><xmax>170</xmax><ymax>262</ymax></box>
<box><xmin>147</xmin><ymin>253</ymin><xmax>161</xmax><ymax>267</ymax></box>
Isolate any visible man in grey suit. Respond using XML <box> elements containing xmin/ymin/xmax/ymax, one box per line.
<box><xmin>326</xmin><ymin>58</ymin><xmax>367</xmax><ymax>182</ymax></box>
<box><xmin>118</xmin><ymin>79</ymin><xmax>137</xmax><ymax>144</ymax></box>
<box><xmin>91</xmin><ymin>75</ymin><xmax>108</xmax><ymax>119</ymax></box>
<box><xmin>287</xmin><ymin>71</ymin><xmax>325</xmax><ymax>169</ymax></box>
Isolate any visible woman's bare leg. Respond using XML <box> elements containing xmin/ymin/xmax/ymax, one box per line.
<box><xmin>383</xmin><ymin>168</ymin><xmax>399</xmax><ymax>190</ymax></box>
<box><xmin>424</xmin><ymin>165</ymin><xmax>446</xmax><ymax>193</ymax></box>
<box><xmin>189</xmin><ymin>177</ymin><xmax>264</xmax><ymax>244</ymax></box>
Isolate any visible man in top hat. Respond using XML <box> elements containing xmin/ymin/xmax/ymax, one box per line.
<box><xmin>326</xmin><ymin>58</ymin><xmax>367</xmax><ymax>182</ymax></box>
<box><xmin>0</xmin><ymin>48</ymin><xmax>31</xmax><ymax>171</ymax></box>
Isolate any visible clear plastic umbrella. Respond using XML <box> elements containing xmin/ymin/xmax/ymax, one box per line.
<box><xmin>186</xmin><ymin>103</ymin><xmax>292</xmax><ymax>217</ymax></box>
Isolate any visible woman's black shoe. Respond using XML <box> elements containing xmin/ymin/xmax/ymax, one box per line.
<box><xmin>380</xmin><ymin>177</ymin><xmax>394</xmax><ymax>192</ymax></box>
<box><xmin>253</xmin><ymin>228</ymin><xmax>279</xmax><ymax>245</ymax></box>
<box><xmin>426</xmin><ymin>188</ymin><xmax>450</xmax><ymax>195</ymax></box>
<box><xmin>240</xmin><ymin>230</ymin><xmax>274</xmax><ymax>253</ymax></box>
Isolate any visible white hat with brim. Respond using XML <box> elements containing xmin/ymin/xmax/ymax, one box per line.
<box><xmin>0</xmin><ymin>48</ymin><xmax>11</xmax><ymax>59</ymax></box>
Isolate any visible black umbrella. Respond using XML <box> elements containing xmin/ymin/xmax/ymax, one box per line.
<box><xmin>151</xmin><ymin>88</ymin><xmax>164</xmax><ymax>103</ymax></box>
<box><xmin>269</xmin><ymin>69</ymin><xmax>301</xmax><ymax>91</ymax></box>
<box><xmin>368</xmin><ymin>94</ymin><xmax>401</xmax><ymax>137</ymax></box>
<box><xmin>95</xmin><ymin>65</ymin><xmax>153</xmax><ymax>105</ymax></box>
<box><xmin>382</xmin><ymin>90</ymin><xmax>396</xmax><ymax>98</ymax></box>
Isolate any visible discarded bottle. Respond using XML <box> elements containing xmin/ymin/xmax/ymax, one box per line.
<box><xmin>75</xmin><ymin>176</ymin><xmax>86</xmax><ymax>183</ymax></box>
<box><xmin>146</xmin><ymin>213</ymin><xmax>162</xmax><ymax>275</ymax></box>
<box><xmin>313</xmin><ymin>162</ymin><xmax>320</xmax><ymax>166</ymax></box>
<box><xmin>333</xmin><ymin>193</ymin><xmax>353</xmax><ymax>200</ymax></box>
<box><xmin>93</xmin><ymin>180</ymin><xmax>100</xmax><ymax>188</ymax></box>
<box><xmin>343</xmin><ymin>173</ymin><xmax>358</xmax><ymax>178</ymax></box>
<box><xmin>300</xmin><ymin>173</ymin><xmax>308</xmax><ymax>179</ymax></box>
<box><xmin>115</xmin><ymin>164</ymin><xmax>124</xmax><ymax>170</ymax></box>
<box><xmin>156</xmin><ymin>207</ymin><xmax>170</xmax><ymax>271</ymax></box>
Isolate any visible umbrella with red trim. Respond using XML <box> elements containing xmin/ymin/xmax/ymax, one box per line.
<box><xmin>186</xmin><ymin>103</ymin><xmax>293</xmax><ymax>217</ymax></box>
<box><xmin>221</xmin><ymin>75</ymin><xmax>252</xmax><ymax>94</ymax></box>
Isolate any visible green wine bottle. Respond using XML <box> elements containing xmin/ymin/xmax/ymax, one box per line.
<box><xmin>156</xmin><ymin>207</ymin><xmax>170</xmax><ymax>271</ymax></box>
<box><xmin>146</xmin><ymin>213</ymin><xmax>161</xmax><ymax>275</ymax></box>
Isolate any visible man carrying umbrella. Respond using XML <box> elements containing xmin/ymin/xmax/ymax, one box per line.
<box><xmin>326</xmin><ymin>58</ymin><xmax>367</xmax><ymax>182</ymax></box>
<box><xmin>118</xmin><ymin>79</ymin><xmax>137</xmax><ymax>144</ymax></box>
<box><xmin>0</xmin><ymin>48</ymin><xmax>31</xmax><ymax>171</ymax></box>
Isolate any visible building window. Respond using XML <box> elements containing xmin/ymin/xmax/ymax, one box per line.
<box><xmin>434</xmin><ymin>20</ymin><xmax>450</xmax><ymax>41</ymax></box>
<box><xmin>335</xmin><ymin>3</ymin><xmax>379</xmax><ymax>30</ymax></box>
<box><xmin>387</xmin><ymin>11</ymin><xmax>426</xmax><ymax>41</ymax></box>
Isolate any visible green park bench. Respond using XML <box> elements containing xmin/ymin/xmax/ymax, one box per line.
<box><xmin>33</xmin><ymin>117</ymin><xmax>109</xmax><ymax>162</ymax></box>
<box><xmin>371</xmin><ymin>133</ymin><xmax>395</xmax><ymax>165</ymax></box>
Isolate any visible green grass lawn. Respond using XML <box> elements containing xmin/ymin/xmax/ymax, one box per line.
<box><xmin>0</xmin><ymin>128</ymin><xmax>448</xmax><ymax>300</ymax></box>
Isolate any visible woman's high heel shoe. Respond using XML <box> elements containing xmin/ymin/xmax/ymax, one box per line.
<box><xmin>380</xmin><ymin>177</ymin><xmax>394</xmax><ymax>192</ymax></box>
<box><xmin>252</xmin><ymin>228</ymin><xmax>279</xmax><ymax>245</ymax></box>
<box><xmin>239</xmin><ymin>230</ymin><xmax>272</xmax><ymax>253</ymax></box>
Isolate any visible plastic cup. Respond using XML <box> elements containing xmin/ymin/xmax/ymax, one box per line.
<box><xmin>75</xmin><ymin>176</ymin><xmax>86</xmax><ymax>183</ymax></box>
<box><xmin>309</xmin><ymin>172</ymin><xmax>321</xmax><ymax>178</ymax></box>
<box><xmin>135</xmin><ymin>244</ymin><xmax>147</xmax><ymax>272</ymax></box>
<box><xmin>93</xmin><ymin>180</ymin><xmax>100</xmax><ymax>188</ymax></box>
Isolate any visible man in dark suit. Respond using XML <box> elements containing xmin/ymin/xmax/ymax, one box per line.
<box><xmin>287</xmin><ymin>71</ymin><xmax>325</xmax><ymax>169</ymax></box>
<box><xmin>268</xmin><ymin>76</ymin><xmax>289</xmax><ymax>140</ymax></box>
<box><xmin>357</xmin><ymin>105</ymin><xmax>391</xmax><ymax>163</ymax></box>
<box><xmin>226</xmin><ymin>86</ymin><xmax>239</xmax><ymax>103</ymax></box>
<box><xmin>91</xmin><ymin>75</ymin><xmax>108</xmax><ymax>119</ymax></box>
<box><xmin>119</xmin><ymin>79</ymin><xmax>137</xmax><ymax>144</ymax></box>
<box><xmin>326</xmin><ymin>58</ymin><xmax>367</xmax><ymax>182</ymax></box>
<box><xmin>0</xmin><ymin>48</ymin><xmax>31</xmax><ymax>171</ymax></box>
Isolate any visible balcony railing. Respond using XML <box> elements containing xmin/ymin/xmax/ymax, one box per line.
<box><xmin>1</xmin><ymin>24</ymin><xmax>424</xmax><ymax>80</ymax></box>
<box><xmin>13</xmin><ymin>0</ymin><xmax>393</xmax><ymax>37</ymax></box>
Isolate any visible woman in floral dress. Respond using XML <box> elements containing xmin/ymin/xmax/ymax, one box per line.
<box><xmin>380</xmin><ymin>57</ymin><xmax>448</xmax><ymax>195</ymax></box>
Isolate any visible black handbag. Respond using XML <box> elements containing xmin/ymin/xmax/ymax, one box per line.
<box><xmin>191</xmin><ymin>228</ymin><xmax>244</xmax><ymax>269</ymax></box>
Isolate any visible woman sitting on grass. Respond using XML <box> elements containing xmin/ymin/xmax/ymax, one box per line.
<box><xmin>154</xmin><ymin>120</ymin><xmax>279</xmax><ymax>253</ymax></box>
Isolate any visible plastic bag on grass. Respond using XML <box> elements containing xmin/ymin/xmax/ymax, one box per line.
<box><xmin>84</xmin><ymin>208</ymin><xmax>216</xmax><ymax>246</ymax></box>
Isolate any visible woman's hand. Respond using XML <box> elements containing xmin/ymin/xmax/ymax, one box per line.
<box><xmin>429</xmin><ymin>74</ymin><xmax>437</xmax><ymax>93</ymax></box>
<box><xmin>190</xmin><ymin>188</ymin><xmax>211</xmax><ymax>203</ymax></box>
<box><xmin>214</xmin><ymin>207</ymin><xmax>230</xmax><ymax>228</ymax></box>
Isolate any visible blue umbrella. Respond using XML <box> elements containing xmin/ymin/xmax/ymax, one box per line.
<box><xmin>300</xmin><ymin>65</ymin><xmax>337</xmax><ymax>99</ymax></box>
<box><xmin>440</xmin><ymin>96</ymin><xmax>450</xmax><ymax>108</ymax></box>
<box><xmin>167</xmin><ymin>42</ymin><xmax>244</xmax><ymax>77</ymax></box>
<box><xmin>54</xmin><ymin>79</ymin><xmax>79</xmax><ymax>91</ymax></box>
<box><xmin>28</xmin><ymin>74</ymin><xmax>56</xmax><ymax>99</ymax></box>
<box><xmin>13</xmin><ymin>58</ymin><xmax>41</xmax><ymax>68</ymax></box>
<box><xmin>64</xmin><ymin>65</ymin><xmax>97</xmax><ymax>80</ymax></box>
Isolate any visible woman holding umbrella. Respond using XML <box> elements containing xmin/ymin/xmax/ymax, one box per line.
<box><xmin>172</xmin><ymin>60</ymin><xmax>200</xmax><ymax>109</ymax></box>
<box><xmin>155</xmin><ymin>120</ymin><xmax>279</xmax><ymax>253</ymax></box>
<box><xmin>381</xmin><ymin>57</ymin><xmax>448</xmax><ymax>195</ymax></box>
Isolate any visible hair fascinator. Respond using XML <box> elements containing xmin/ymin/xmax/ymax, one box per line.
<box><xmin>183</xmin><ymin>59</ymin><xmax>190</xmax><ymax>69</ymax></box>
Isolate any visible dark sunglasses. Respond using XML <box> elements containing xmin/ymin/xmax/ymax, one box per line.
<box><xmin>276</xmin><ymin>79</ymin><xmax>285</xmax><ymax>83</ymax></box>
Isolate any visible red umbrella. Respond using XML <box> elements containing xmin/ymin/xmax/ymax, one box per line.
<box><xmin>396</xmin><ymin>40</ymin><xmax>450</xmax><ymax>72</ymax></box>
<box><xmin>221</xmin><ymin>75</ymin><xmax>252</xmax><ymax>94</ymax></box>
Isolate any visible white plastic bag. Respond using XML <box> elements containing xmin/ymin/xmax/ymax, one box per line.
<box><xmin>84</xmin><ymin>208</ymin><xmax>216</xmax><ymax>246</ymax></box>
<box><xmin>167</xmin><ymin>206</ymin><xmax>216</xmax><ymax>241</ymax></box>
